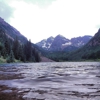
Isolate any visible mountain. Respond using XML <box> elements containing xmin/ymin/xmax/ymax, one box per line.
<box><xmin>0</xmin><ymin>17</ymin><xmax>27</xmax><ymax>44</ymax></box>
<box><xmin>36</xmin><ymin>36</ymin><xmax>54</xmax><ymax>50</ymax></box>
<box><xmin>87</xmin><ymin>29</ymin><xmax>100</xmax><ymax>46</ymax></box>
<box><xmin>36</xmin><ymin>34</ymin><xmax>92</xmax><ymax>52</ymax></box>
<box><xmin>71</xmin><ymin>35</ymin><xmax>92</xmax><ymax>47</ymax></box>
<box><xmin>67</xmin><ymin>29</ymin><xmax>100</xmax><ymax>61</ymax></box>
<box><xmin>0</xmin><ymin>17</ymin><xmax>41</xmax><ymax>63</ymax></box>
<box><xmin>50</xmin><ymin>35</ymin><xmax>70</xmax><ymax>51</ymax></box>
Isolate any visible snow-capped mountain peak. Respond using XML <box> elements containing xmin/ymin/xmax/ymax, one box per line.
<box><xmin>36</xmin><ymin>36</ymin><xmax>54</xmax><ymax>50</ymax></box>
<box><xmin>36</xmin><ymin>35</ymin><xmax>92</xmax><ymax>51</ymax></box>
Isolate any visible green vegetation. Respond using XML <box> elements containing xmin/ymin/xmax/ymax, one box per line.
<box><xmin>45</xmin><ymin>51</ymin><xmax>68</xmax><ymax>62</ymax></box>
<box><xmin>0</xmin><ymin>29</ymin><xmax>41</xmax><ymax>63</ymax></box>
<box><xmin>0</xmin><ymin>56</ymin><xmax>6</xmax><ymax>63</ymax></box>
<box><xmin>43</xmin><ymin>43</ymin><xmax>100</xmax><ymax>62</ymax></box>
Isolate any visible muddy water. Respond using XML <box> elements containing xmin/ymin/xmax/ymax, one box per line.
<box><xmin>0</xmin><ymin>62</ymin><xmax>100</xmax><ymax>100</ymax></box>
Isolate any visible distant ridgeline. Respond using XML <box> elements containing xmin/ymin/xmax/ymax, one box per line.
<box><xmin>0</xmin><ymin>17</ymin><xmax>41</xmax><ymax>63</ymax></box>
<box><xmin>40</xmin><ymin>29</ymin><xmax>100</xmax><ymax>62</ymax></box>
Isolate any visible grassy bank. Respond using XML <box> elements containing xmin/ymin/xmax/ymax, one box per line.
<box><xmin>0</xmin><ymin>56</ymin><xmax>22</xmax><ymax>64</ymax></box>
<box><xmin>0</xmin><ymin>57</ymin><xmax>6</xmax><ymax>63</ymax></box>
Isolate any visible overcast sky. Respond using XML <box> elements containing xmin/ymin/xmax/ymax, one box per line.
<box><xmin>0</xmin><ymin>0</ymin><xmax>100</xmax><ymax>43</ymax></box>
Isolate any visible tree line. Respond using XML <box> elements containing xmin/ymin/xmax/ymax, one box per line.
<box><xmin>0</xmin><ymin>29</ymin><xmax>41</xmax><ymax>63</ymax></box>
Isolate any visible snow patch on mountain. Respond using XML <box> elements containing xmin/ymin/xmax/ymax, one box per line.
<box><xmin>62</xmin><ymin>42</ymin><xmax>72</xmax><ymax>46</ymax></box>
<box><xmin>36</xmin><ymin>35</ymin><xmax>92</xmax><ymax>51</ymax></box>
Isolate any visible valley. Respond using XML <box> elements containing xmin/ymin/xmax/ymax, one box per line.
<box><xmin>1</xmin><ymin>17</ymin><xmax>100</xmax><ymax>62</ymax></box>
<box><xmin>0</xmin><ymin>0</ymin><xmax>100</xmax><ymax>100</ymax></box>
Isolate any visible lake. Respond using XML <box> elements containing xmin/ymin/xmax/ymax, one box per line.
<box><xmin>0</xmin><ymin>62</ymin><xmax>100</xmax><ymax>100</ymax></box>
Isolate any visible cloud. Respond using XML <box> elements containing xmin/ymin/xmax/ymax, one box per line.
<box><xmin>0</xmin><ymin>0</ymin><xmax>56</xmax><ymax>22</ymax></box>
<box><xmin>20</xmin><ymin>0</ymin><xmax>56</xmax><ymax>7</ymax></box>
<box><xmin>9</xmin><ymin>0</ymin><xmax>100</xmax><ymax>43</ymax></box>
<box><xmin>1</xmin><ymin>0</ymin><xmax>100</xmax><ymax>43</ymax></box>
<box><xmin>96</xmin><ymin>25</ymin><xmax>100</xmax><ymax>29</ymax></box>
<box><xmin>0</xmin><ymin>0</ymin><xmax>15</xmax><ymax>22</ymax></box>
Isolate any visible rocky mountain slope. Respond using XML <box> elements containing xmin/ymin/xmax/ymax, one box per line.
<box><xmin>87</xmin><ymin>29</ymin><xmax>100</xmax><ymax>46</ymax></box>
<box><xmin>36</xmin><ymin>34</ymin><xmax>92</xmax><ymax>52</ymax></box>
<box><xmin>0</xmin><ymin>17</ymin><xmax>27</xmax><ymax>44</ymax></box>
<box><xmin>36</xmin><ymin>36</ymin><xmax>54</xmax><ymax>50</ymax></box>
<box><xmin>67</xmin><ymin>28</ymin><xmax>100</xmax><ymax>60</ymax></box>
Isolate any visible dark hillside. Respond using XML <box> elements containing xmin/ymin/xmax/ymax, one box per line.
<box><xmin>0</xmin><ymin>17</ymin><xmax>41</xmax><ymax>63</ymax></box>
<box><xmin>67</xmin><ymin>29</ymin><xmax>100</xmax><ymax>61</ymax></box>
<box><xmin>0</xmin><ymin>17</ymin><xmax>27</xmax><ymax>43</ymax></box>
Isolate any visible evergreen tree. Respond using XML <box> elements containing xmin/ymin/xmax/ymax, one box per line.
<box><xmin>1</xmin><ymin>45</ymin><xmax>7</xmax><ymax>59</ymax></box>
<box><xmin>32</xmin><ymin>48</ymin><xmax>41</xmax><ymax>62</ymax></box>
<box><xmin>6</xmin><ymin>50</ymin><xmax>15</xmax><ymax>63</ymax></box>
<box><xmin>0</xmin><ymin>28</ymin><xmax>41</xmax><ymax>63</ymax></box>
<box><xmin>18</xmin><ymin>45</ymin><xmax>26</xmax><ymax>62</ymax></box>
<box><xmin>4</xmin><ymin>38</ymin><xmax>11</xmax><ymax>55</ymax></box>
<box><xmin>13</xmin><ymin>36</ymin><xmax>20</xmax><ymax>59</ymax></box>
<box><xmin>0</xmin><ymin>42</ymin><xmax>3</xmax><ymax>51</ymax></box>
<box><xmin>24</xmin><ymin>40</ymin><xmax>33</xmax><ymax>61</ymax></box>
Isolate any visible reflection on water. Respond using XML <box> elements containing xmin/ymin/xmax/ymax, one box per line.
<box><xmin>0</xmin><ymin>62</ymin><xmax>100</xmax><ymax>100</ymax></box>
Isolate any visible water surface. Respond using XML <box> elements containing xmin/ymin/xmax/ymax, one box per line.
<box><xmin>0</xmin><ymin>62</ymin><xmax>100</xmax><ymax>100</ymax></box>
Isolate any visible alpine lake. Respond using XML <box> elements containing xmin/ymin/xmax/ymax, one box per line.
<box><xmin>0</xmin><ymin>62</ymin><xmax>100</xmax><ymax>100</ymax></box>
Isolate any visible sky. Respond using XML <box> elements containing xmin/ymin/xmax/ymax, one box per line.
<box><xmin>0</xmin><ymin>0</ymin><xmax>100</xmax><ymax>43</ymax></box>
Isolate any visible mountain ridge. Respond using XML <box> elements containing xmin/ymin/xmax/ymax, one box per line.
<box><xmin>67</xmin><ymin>28</ymin><xmax>100</xmax><ymax>61</ymax></box>
<box><xmin>0</xmin><ymin>17</ymin><xmax>27</xmax><ymax>44</ymax></box>
<box><xmin>36</xmin><ymin>35</ymin><xmax>92</xmax><ymax>52</ymax></box>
